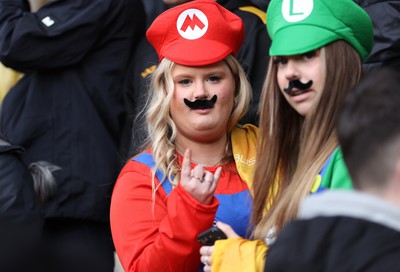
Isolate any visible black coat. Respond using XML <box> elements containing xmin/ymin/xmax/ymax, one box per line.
<box><xmin>265</xmin><ymin>191</ymin><xmax>400</xmax><ymax>272</ymax></box>
<box><xmin>355</xmin><ymin>0</ymin><xmax>400</xmax><ymax>71</ymax></box>
<box><xmin>250</xmin><ymin>0</ymin><xmax>270</xmax><ymax>11</ymax></box>
<box><xmin>0</xmin><ymin>138</ymin><xmax>43</xmax><ymax>272</ymax></box>
<box><xmin>0</xmin><ymin>0</ymin><xmax>146</xmax><ymax>221</ymax></box>
<box><xmin>222</xmin><ymin>0</ymin><xmax>271</xmax><ymax>125</ymax></box>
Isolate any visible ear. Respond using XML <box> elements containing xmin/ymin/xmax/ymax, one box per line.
<box><xmin>386</xmin><ymin>160</ymin><xmax>400</xmax><ymax>205</ymax></box>
<box><xmin>392</xmin><ymin>160</ymin><xmax>400</xmax><ymax>184</ymax></box>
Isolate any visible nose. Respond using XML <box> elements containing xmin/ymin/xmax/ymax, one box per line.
<box><xmin>284</xmin><ymin>60</ymin><xmax>300</xmax><ymax>81</ymax></box>
<box><xmin>193</xmin><ymin>81</ymin><xmax>209</xmax><ymax>100</ymax></box>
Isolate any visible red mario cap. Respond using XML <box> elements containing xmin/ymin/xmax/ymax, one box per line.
<box><xmin>146</xmin><ymin>0</ymin><xmax>245</xmax><ymax>66</ymax></box>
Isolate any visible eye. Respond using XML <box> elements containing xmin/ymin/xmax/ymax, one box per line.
<box><xmin>303</xmin><ymin>50</ymin><xmax>317</xmax><ymax>60</ymax></box>
<box><xmin>208</xmin><ymin>76</ymin><xmax>221</xmax><ymax>83</ymax></box>
<box><xmin>177</xmin><ymin>79</ymin><xmax>191</xmax><ymax>86</ymax></box>
<box><xmin>273</xmin><ymin>57</ymin><xmax>288</xmax><ymax>65</ymax></box>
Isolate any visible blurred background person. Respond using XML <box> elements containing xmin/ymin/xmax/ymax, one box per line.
<box><xmin>0</xmin><ymin>133</ymin><xmax>43</xmax><ymax>272</ymax></box>
<box><xmin>355</xmin><ymin>0</ymin><xmax>400</xmax><ymax>72</ymax></box>
<box><xmin>0</xmin><ymin>0</ymin><xmax>146</xmax><ymax>271</ymax></box>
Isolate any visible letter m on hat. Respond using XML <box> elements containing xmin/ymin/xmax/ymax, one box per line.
<box><xmin>177</xmin><ymin>9</ymin><xmax>209</xmax><ymax>40</ymax></box>
<box><xmin>181</xmin><ymin>14</ymin><xmax>205</xmax><ymax>31</ymax></box>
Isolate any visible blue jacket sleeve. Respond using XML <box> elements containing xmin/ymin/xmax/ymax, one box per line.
<box><xmin>0</xmin><ymin>0</ymin><xmax>110</xmax><ymax>70</ymax></box>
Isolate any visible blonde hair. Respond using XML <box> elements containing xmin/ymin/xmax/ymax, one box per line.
<box><xmin>145</xmin><ymin>55</ymin><xmax>251</xmax><ymax>196</ymax></box>
<box><xmin>252</xmin><ymin>40</ymin><xmax>363</xmax><ymax>239</ymax></box>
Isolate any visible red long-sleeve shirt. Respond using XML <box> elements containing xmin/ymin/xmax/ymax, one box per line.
<box><xmin>110</xmin><ymin>154</ymin><xmax>249</xmax><ymax>272</ymax></box>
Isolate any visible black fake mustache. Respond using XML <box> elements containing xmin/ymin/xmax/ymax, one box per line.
<box><xmin>283</xmin><ymin>80</ymin><xmax>313</xmax><ymax>94</ymax></box>
<box><xmin>184</xmin><ymin>95</ymin><xmax>217</xmax><ymax>109</ymax></box>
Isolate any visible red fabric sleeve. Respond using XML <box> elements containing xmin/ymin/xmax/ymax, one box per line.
<box><xmin>110</xmin><ymin>160</ymin><xmax>219</xmax><ymax>272</ymax></box>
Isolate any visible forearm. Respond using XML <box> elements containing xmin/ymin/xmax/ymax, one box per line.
<box><xmin>135</xmin><ymin>186</ymin><xmax>218</xmax><ymax>271</ymax></box>
<box><xmin>0</xmin><ymin>0</ymin><xmax>107</xmax><ymax>69</ymax></box>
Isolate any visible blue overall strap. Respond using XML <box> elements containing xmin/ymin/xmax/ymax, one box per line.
<box><xmin>133</xmin><ymin>152</ymin><xmax>173</xmax><ymax>195</ymax></box>
<box><xmin>214</xmin><ymin>190</ymin><xmax>253</xmax><ymax>238</ymax></box>
<box><xmin>311</xmin><ymin>149</ymin><xmax>338</xmax><ymax>194</ymax></box>
<box><xmin>319</xmin><ymin>150</ymin><xmax>335</xmax><ymax>179</ymax></box>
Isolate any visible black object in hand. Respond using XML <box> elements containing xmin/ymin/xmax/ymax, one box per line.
<box><xmin>197</xmin><ymin>226</ymin><xmax>227</xmax><ymax>246</ymax></box>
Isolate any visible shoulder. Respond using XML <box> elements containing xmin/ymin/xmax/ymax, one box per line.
<box><xmin>300</xmin><ymin>191</ymin><xmax>400</xmax><ymax>231</ymax></box>
<box><xmin>231</xmin><ymin>124</ymin><xmax>258</xmax><ymax>157</ymax></box>
<box><xmin>268</xmin><ymin>191</ymin><xmax>400</xmax><ymax>270</ymax></box>
<box><xmin>117</xmin><ymin>152</ymin><xmax>154</xmax><ymax>180</ymax></box>
<box><xmin>113</xmin><ymin>154</ymin><xmax>162</xmax><ymax>198</ymax></box>
<box><xmin>319</xmin><ymin>147</ymin><xmax>353</xmax><ymax>190</ymax></box>
<box><xmin>232</xmin><ymin>124</ymin><xmax>259</xmax><ymax>136</ymax></box>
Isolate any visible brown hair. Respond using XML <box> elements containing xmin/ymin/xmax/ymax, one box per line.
<box><xmin>252</xmin><ymin>40</ymin><xmax>363</xmax><ymax>239</ymax></box>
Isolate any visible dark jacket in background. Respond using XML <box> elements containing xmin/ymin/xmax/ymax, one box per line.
<box><xmin>251</xmin><ymin>0</ymin><xmax>270</xmax><ymax>11</ymax></box>
<box><xmin>0</xmin><ymin>138</ymin><xmax>43</xmax><ymax>272</ymax></box>
<box><xmin>0</xmin><ymin>0</ymin><xmax>146</xmax><ymax>222</ymax></box>
<box><xmin>355</xmin><ymin>0</ymin><xmax>400</xmax><ymax>71</ymax></box>
<box><xmin>142</xmin><ymin>0</ymin><xmax>168</xmax><ymax>28</ymax></box>
<box><xmin>265</xmin><ymin>191</ymin><xmax>400</xmax><ymax>272</ymax></box>
<box><xmin>219</xmin><ymin>0</ymin><xmax>270</xmax><ymax>125</ymax></box>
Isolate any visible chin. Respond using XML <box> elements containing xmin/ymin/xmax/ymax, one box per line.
<box><xmin>292</xmin><ymin>101</ymin><xmax>314</xmax><ymax>116</ymax></box>
<box><xmin>194</xmin><ymin>123</ymin><xmax>217</xmax><ymax>131</ymax></box>
<box><xmin>295</xmin><ymin>107</ymin><xmax>310</xmax><ymax>117</ymax></box>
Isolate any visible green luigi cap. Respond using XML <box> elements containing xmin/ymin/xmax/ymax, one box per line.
<box><xmin>267</xmin><ymin>0</ymin><xmax>374</xmax><ymax>61</ymax></box>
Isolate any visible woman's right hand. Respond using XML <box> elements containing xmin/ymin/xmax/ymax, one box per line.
<box><xmin>180</xmin><ymin>149</ymin><xmax>222</xmax><ymax>205</ymax></box>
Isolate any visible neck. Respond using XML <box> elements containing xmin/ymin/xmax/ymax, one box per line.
<box><xmin>364</xmin><ymin>186</ymin><xmax>400</xmax><ymax>207</ymax></box>
<box><xmin>175</xmin><ymin>136</ymin><xmax>228</xmax><ymax>167</ymax></box>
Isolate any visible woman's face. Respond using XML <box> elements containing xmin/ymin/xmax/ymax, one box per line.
<box><xmin>275</xmin><ymin>48</ymin><xmax>326</xmax><ymax>116</ymax></box>
<box><xmin>169</xmin><ymin>60</ymin><xmax>235</xmax><ymax>142</ymax></box>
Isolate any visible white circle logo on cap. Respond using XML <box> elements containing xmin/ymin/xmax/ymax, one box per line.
<box><xmin>281</xmin><ymin>0</ymin><xmax>313</xmax><ymax>22</ymax></box>
<box><xmin>176</xmin><ymin>9</ymin><xmax>208</xmax><ymax>40</ymax></box>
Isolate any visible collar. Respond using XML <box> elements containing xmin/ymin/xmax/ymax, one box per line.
<box><xmin>231</xmin><ymin>124</ymin><xmax>258</xmax><ymax>194</ymax></box>
<box><xmin>299</xmin><ymin>190</ymin><xmax>400</xmax><ymax>232</ymax></box>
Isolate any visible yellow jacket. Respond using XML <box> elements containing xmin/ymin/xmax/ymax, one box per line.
<box><xmin>212</xmin><ymin>237</ymin><xmax>268</xmax><ymax>272</ymax></box>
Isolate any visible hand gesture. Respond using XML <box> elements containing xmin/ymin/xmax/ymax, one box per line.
<box><xmin>180</xmin><ymin>149</ymin><xmax>222</xmax><ymax>205</ymax></box>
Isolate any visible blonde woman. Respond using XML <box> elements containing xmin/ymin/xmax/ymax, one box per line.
<box><xmin>110</xmin><ymin>1</ymin><xmax>257</xmax><ymax>271</ymax></box>
<box><xmin>200</xmin><ymin>0</ymin><xmax>374</xmax><ymax>271</ymax></box>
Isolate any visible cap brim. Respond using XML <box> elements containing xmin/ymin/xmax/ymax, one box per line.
<box><xmin>270</xmin><ymin>24</ymin><xmax>340</xmax><ymax>56</ymax></box>
<box><xmin>162</xmin><ymin>39</ymin><xmax>232</xmax><ymax>66</ymax></box>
